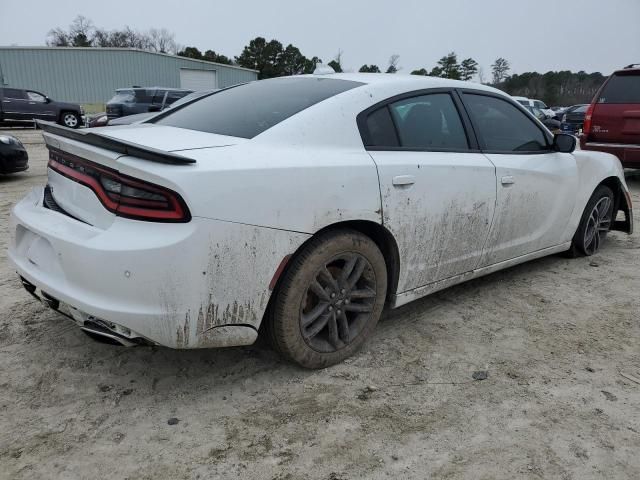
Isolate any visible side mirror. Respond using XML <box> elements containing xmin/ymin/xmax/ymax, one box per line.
<box><xmin>148</xmin><ymin>105</ymin><xmax>161</xmax><ymax>112</ymax></box>
<box><xmin>45</xmin><ymin>96</ymin><xmax>51</xmax><ymax>103</ymax></box>
<box><xmin>553</xmin><ymin>133</ymin><xmax>576</xmax><ymax>153</ymax></box>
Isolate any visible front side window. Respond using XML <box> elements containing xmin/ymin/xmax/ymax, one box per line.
<box><xmin>533</xmin><ymin>100</ymin><xmax>547</xmax><ymax>109</ymax></box>
<box><xmin>109</xmin><ymin>90</ymin><xmax>135</xmax><ymax>104</ymax></box>
<box><xmin>152</xmin><ymin>90</ymin><xmax>168</xmax><ymax>104</ymax></box>
<box><xmin>155</xmin><ymin>77</ymin><xmax>363</xmax><ymax>139</ymax></box>
<box><xmin>464</xmin><ymin>94</ymin><xmax>549</xmax><ymax>152</ymax></box>
<box><xmin>164</xmin><ymin>90</ymin><xmax>190</xmax><ymax>105</ymax></box>
<box><xmin>134</xmin><ymin>89</ymin><xmax>154</xmax><ymax>103</ymax></box>
<box><xmin>27</xmin><ymin>91</ymin><xmax>46</xmax><ymax>102</ymax></box>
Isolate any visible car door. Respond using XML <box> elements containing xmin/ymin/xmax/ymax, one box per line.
<box><xmin>0</xmin><ymin>88</ymin><xmax>30</xmax><ymax>120</ymax></box>
<box><xmin>25</xmin><ymin>91</ymin><xmax>56</xmax><ymax>121</ymax></box>
<box><xmin>361</xmin><ymin>90</ymin><xmax>497</xmax><ymax>293</ymax></box>
<box><xmin>460</xmin><ymin>91</ymin><xmax>579</xmax><ymax>266</ymax></box>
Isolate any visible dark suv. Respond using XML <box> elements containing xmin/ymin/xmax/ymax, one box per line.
<box><xmin>106</xmin><ymin>87</ymin><xmax>192</xmax><ymax>119</ymax></box>
<box><xmin>0</xmin><ymin>87</ymin><xmax>83</xmax><ymax>128</ymax></box>
<box><xmin>581</xmin><ymin>64</ymin><xmax>640</xmax><ymax>168</ymax></box>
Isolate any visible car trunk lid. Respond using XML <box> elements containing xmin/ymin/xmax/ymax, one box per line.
<box><xmin>41</xmin><ymin>124</ymin><xmax>244</xmax><ymax>228</ymax></box>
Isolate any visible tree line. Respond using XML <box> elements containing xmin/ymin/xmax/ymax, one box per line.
<box><xmin>47</xmin><ymin>16</ymin><xmax>605</xmax><ymax>105</ymax></box>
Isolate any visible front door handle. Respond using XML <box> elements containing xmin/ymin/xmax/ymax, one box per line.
<box><xmin>501</xmin><ymin>175</ymin><xmax>515</xmax><ymax>186</ymax></box>
<box><xmin>392</xmin><ymin>175</ymin><xmax>416</xmax><ymax>186</ymax></box>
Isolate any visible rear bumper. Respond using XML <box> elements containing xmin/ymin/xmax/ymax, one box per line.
<box><xmin>581</xmin><ymin>140</ymin><xmax>640</xmax><ymax>168</ymax></box>
<box><xmin>8</xmin><ymin>188</ymin><xmax>309</xmax><ymax>349</ymax></box>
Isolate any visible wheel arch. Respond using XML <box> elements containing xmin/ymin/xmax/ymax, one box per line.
<box><xmin>59</xmin><ymin>110</ymin><xmax>79</xmax><ymax>126</ymax></box>
<box><xmin>266</xmin><ymin>220</ymin><xmax>401</xmax><ymax>309</ymax></box>
<box><xmin>598</xmin><ymin>176</ymin><xmax>633</xmax><ymax>234</ymax></box>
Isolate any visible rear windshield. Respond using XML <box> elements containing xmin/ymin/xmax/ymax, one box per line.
<box><xmin>153</xmin><ymin>77</ymin><xmax>364</xmax><ymax>138</ymax></box>
<box><xmin>599</xmin><ymin>73</ymin><xmax>640</xmax><ymax>103</ymax></box>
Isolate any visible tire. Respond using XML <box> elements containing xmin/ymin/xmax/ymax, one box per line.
<box><xmin>568</xmin><ymin>185</ymin><xmax>615</xmax><ymax>257</ymax></box>
<box><xmin>60</xmin><ymin>112</ymin><xmax>81</xmax><ymax>129</ymax></box>
<box><xmin>267</xmin><ymin>229</ymin><xmax>387</xmax><ymax>369</ymax></box>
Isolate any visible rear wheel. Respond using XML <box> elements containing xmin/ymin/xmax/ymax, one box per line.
<box><xmin>60</xmin><ymin>112</ymin><xmax>81</xmax><ymax>129</ymax></box>
<box><xmin>267</xmin><ymin>230</ymin><xmax>387</xmax><ymax>369</ymax></box>
<box><xmin>568</xmin><ymin>185</ymin><xmax>614</xmax><ymax>257</ymax></box>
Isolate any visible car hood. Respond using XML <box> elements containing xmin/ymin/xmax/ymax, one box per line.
<box><xmin>94</xmin><ymin>124</ymin><xmax>247</xmax><ymax>152</ymax></box>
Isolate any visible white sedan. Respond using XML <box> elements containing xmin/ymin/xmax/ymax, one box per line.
<box><xmin>8</xmin><ymin>73</ymin><xmax>633</xmax><ymax>368</ymax></box>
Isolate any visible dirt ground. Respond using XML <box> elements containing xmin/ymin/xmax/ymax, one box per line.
<box><xmin>1</xmin><ymin>128</ymin><xmax>639</xmax><ymax>480</ymax></box>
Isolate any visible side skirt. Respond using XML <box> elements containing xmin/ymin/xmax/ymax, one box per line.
<box><xmin>391</xmin><ymin>242</ymin><xmax>572</xmax><ymax>308</ymax></box>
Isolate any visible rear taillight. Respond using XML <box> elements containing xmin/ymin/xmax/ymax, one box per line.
<box><xmin>47</xmin><ymin>148</ymin><xmax>191</xmax><ymax>222</ymax></box>
<box><xmin>582</xmin><ymin>102</ymin><xmax>595</xmax><ymax>136</ymax></box>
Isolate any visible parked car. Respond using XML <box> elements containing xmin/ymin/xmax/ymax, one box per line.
<box><xmin>0</xmin><ymin>87</ymin><xmax>83</xmax><ymax>128</ymax></box>
<box><xmin>106</xmin><ymin>87</ymin><xmax>193</xmax><ymax>120</ymax></box>
<box><xmin>525</xmin><ymin>106</ymin><xmax>561</xmax><ymax>131</ymax></box>
<box><xmin>581</xmin><ymin>64</ymin><xmax>640</xmax><ymax>168</ymax></box>
<box><xmin>9</xmin><ymin>74</ymin><xmax>633</xmax><ymax>368</ymax></box>
<box><xmin>560</xmin><ymin>104</ymin><xmax>589</xmax><ymax>134</ymax></box>
<box><xmin>0</xmin><ymin>134</ymin><xmax>28</xmax><ymax>173</ymax></box>
<box><xmin>513</xmin><ymin>96</ymin><xmax>556</xmax><ymax>118</ymax></box>
<box><xmin>85</xmin><ymin>112</ymin><xmax>109</xmax><ymax>128</ymax></box>
<box><xmin>107</xmin><ymin>90</ymin><xmax>217</xmax><ymax>126</ymax></box>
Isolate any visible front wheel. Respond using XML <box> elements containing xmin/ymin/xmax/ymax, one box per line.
<box><xmin>267</xmin><ymin>230</ymin><xmax>387</xmax><ymax>369</ymax></box>
<box><xmin>60</xmin><ymin>112</ymin><xmax>81</xmax><ymax>129</ymax></box>
<box><xmin>568</xmin><ymin>185</ymin><xmax>615</xmax><ymax>257</ymax></box>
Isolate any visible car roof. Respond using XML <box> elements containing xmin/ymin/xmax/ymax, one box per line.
<box><xmin>281</xmin><ymin>72</ymin><xmax>506</xmax><ymax>96</ymax></box>
<box><xmin>116</xmin><ymin>87</ymin><xmax>192</xmax><ymax>92</ymax></box>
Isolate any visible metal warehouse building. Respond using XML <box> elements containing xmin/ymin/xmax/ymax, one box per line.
<box><xmin>0</xmin><ymin>46</ymin><xmax>258</xmax><ymax>106</ymax></box>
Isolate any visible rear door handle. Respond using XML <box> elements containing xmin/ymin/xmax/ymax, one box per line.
<box><xmin>501</xmin><ymin>175</ymin><xmax>515</xmax><ymax>186</ymax></box>
<box><xmin>392</xmin><ymin>175</ymin><xmax>415</xmax><ymax>186</ymax></box>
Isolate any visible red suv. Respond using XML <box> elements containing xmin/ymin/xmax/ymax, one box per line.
<box><xmin>581</xmin><ymin>64</ymin><xmax>640</xmax><ymax>167</ymax></box>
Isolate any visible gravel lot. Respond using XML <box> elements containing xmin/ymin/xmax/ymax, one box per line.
<box><xmin>1</xmin><ymin>128</ymin><xmax>639</xmax><ymax>480</ymax></box>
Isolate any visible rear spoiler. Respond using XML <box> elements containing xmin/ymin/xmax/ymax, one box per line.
<box><xmin>36</xmin><ymin>120</ymin><xmax>196</xmax><ymax>165</ymax></box>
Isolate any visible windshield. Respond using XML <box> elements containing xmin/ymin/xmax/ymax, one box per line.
<box><xmin>109</xmin><ymin>90</ymin><xmax>135</xmax><ymax>104</ymax></box>
<box><xmin>154</xmin><ymin>77</ymin><xmax>364</xmax><ymax>138</ymax></box>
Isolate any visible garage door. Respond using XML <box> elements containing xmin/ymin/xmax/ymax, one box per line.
<box><xmin>180</xmin><ymin>69</ymin><xmax>217</xmax><ymax>91</ymax></box>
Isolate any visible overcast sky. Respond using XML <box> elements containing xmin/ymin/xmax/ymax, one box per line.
<box><xmin>1</xmin><ymin>0</ymin><xmax>638</xmax><ymax>76</ymax></box>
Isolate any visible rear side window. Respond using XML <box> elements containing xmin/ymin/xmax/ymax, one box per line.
<box><xmin>365</xmin><ymin>107</ymin><xmax>399</xmax><ymax>147</ymax></box>
<box><xmin>3</xmin><ymin>88</ymin><xmax>26</xmax><ymax>99</ymax></box>
<box><xmin>598</xmin><ymin>73</ymin><xmax>640</xmax><ymax>103</ymax></box>
<box><xmin>464</xmin><ymin>94</ymin><xmax>549</xmax><ymax>152</ymax></box>
<box><xmin>154</xmin><ymin>77</ymin><xmax>363</xmax><ymax>138</ymax></box>
<box><xmin>389</xmin><ymin>94</ymin><xmax>469</xmax><ymax>149</ymax></box>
